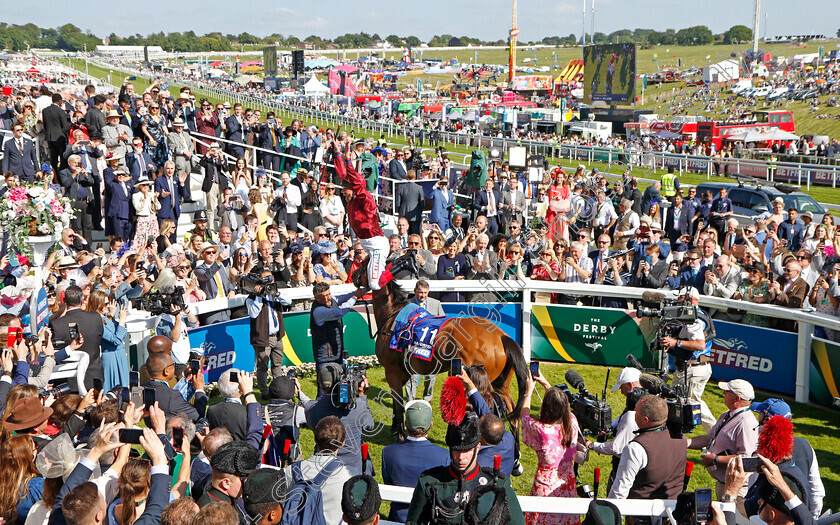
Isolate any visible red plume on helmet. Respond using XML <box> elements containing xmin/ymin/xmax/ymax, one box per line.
<box><xmin>441</xmin><ymin>376</ymin><xmax>466</xmax><ymax>425</ymax></box>
<box><xmin>757</xmin><ymin>415</ymin><xmax>794</xmax><ymax>463</ymax></box>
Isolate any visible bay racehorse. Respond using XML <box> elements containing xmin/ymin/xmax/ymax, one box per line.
<box><xmin>352</xmin><ymin>257</ymin><xmax>528</xmax><ymax>439</ymax></box>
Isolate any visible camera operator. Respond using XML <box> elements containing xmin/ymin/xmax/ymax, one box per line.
<box><xmin>659</xmin><ymin>287</ymin><xmax>716</xmax><ymax>432</ymax></box>
<box><xmin>246</xmin><ymin>268</ymin><xmax>291</xmax><ymax>398</ymax></box>
<box><xmin>608</xmin><ymin>394</ymin><xmax>687</xmax><ymax>502</ymax></box>
<box><xmin>304</xmin><ymin>363</ymin><xmax>375</xmax><ymax>475</ymax></box>
<box><xmin>154</xmin><ymin>283</ymin><xmax>199</xmax><ymax>377</ymax></box>
<box><xmin>687</xmin><ymin>379</ymin><xmax>759</xmax><ymax>499</ymax></box>
<box><xmin>585</xmin><ymin>367</ymin><xmax>642</xmax><ymax>494</ymax></box>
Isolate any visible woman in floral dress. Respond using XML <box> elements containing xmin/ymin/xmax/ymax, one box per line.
<box><xmin>521</xmin><ymin>371</ymin><xmax>582</xmax><ymax>525</ymax></box>
<box><xmin>732</xmin><ymin>261</ymin><xmax>771</xmax><ymax>328</ymax></box>
<box><xmin>140</xmin><ymin>102</ymin><xmax>168</xmax><ymax>174</ymax></box>
<box><xmin>132</xmin><ymin>179</ymin><xmax>160</xmax><ymax>248</ymax></box>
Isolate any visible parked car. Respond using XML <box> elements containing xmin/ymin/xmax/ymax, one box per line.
<box><xmin>695</xmin><ymin>181</ymin><xmax>827</xmax><ymax>225</ymax></box>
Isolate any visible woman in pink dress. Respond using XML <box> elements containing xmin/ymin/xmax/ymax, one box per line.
<box><xmin>521</xmin><ymin>371</ymin><xmax>582</xmax><ymax>525</ymax></box>
<box><xmin>545</xmin><ymin>177</ymin><xmax>571</xmax><ymax>242</ymax></box>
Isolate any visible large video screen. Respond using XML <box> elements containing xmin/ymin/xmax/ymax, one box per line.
<box><xmin>263</xmin><ymin>46</ymin><xmax>278</xmax><ymax>77</ymax></box>
<box><xmin>583</xmin><ymin>43</ymin><xmax>636</xmax><ymax>103</ymax></box>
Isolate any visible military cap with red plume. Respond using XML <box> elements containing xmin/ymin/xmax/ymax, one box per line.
<box><xmin>440</xmin><ymin>376</ymin><xmax>466</xmax><ymax>426</ymax></box>
<box><xmin>757</xmin><ymin>415</ymin><xmax>794</xmax><ymax>464</ymax></box>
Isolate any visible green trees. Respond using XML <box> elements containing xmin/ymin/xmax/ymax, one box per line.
<box><xmin>675</xmin><ymin>26</ymin><xmax>714</xmax><ymax>46</ymax></box>
<box><xmin>723</xmin><ymin>25</ymin><xmax>753</xmax><ymax>43</ymax></box>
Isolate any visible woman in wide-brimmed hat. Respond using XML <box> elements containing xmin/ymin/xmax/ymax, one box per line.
<box><xmin>733</xmin><ymin>261</ymin><xmax>771</xmax><ymax>327</ymax></box>
<box><xmin>132</xmin><ymin>177</ymin><xmax>160</xmax><ymax>249</ymax></box>
<box><xmin>312</xmin><ymin>240</ymin><xmax>347</xmax><ymax>285</ymax></box>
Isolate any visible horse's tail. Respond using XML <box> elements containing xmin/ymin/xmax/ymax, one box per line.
<box><xmin>497</xmin><ymin>334</ymin><xmax>529</xmax><ymax>422</ymax></box>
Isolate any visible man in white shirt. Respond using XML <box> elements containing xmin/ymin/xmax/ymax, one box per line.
<box><xmin>274</xmin><ymin>171</ymin><xmax>301</xmax><ymax>232</ymax></box>
<box><xmin>592</xmin><ymin>190</ymin><xmax>618</xmax><ymax>240</ymax></box>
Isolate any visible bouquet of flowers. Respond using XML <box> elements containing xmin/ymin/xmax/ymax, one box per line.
<box><xmin>0</xmin><ymin>183</ymin><xmax>73</xmax><ymax>256</ymax></box>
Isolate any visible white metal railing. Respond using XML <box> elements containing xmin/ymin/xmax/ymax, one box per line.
<box><xmin>149</xmin><ymin>279</ymin><xmax>839</xmax><ymax>405</ymax></box>
<box><xmin>379</xmin><ymin>483</ymin><xmax>678</xmax><ymax>516</ymax></box>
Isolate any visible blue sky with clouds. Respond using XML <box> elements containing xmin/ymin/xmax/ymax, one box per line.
<box><xmin>4</xmin><ymin>0</ymin><xmax>837</xmax><ymax>42</ymax></box>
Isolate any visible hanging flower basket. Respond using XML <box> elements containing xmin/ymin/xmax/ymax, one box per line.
<box><xmin>0</xmin><ymin>184</ymin><xmax>73</xmax><ymax>257</ymax></box>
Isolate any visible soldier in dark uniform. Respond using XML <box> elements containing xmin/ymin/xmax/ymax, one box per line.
<box><xmin>405</xmin><ymin>378</ymin><xmax>525</xmax><ymax>525</ymax></box>
<box><xmin>197</xmin><ymin>441</ymin><xmax>261</xmax><ymax>525</ymax></box>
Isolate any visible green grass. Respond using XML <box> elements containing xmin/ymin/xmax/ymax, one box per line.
<box><xmin>217</xmin><ymin>361</ymin><xmax>840</xmax><ymax>511</ymax></box>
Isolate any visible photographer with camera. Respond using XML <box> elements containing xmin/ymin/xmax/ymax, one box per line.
<box><xmin>153</xmin><ymin>275</ymin><xmax>199</xmax><ymax>377</ymax></box>
<box><xmin>660</xmin><ymin>287</ymin><xmax>717</xmax><ymax>432</ymax></box>
<box><xmin>608</xmin><ymin>394</ymin><xmax>688</xmax><ymax>501</ymax></box>
<box><xmin>245</xmin><ymin>266</ymin><xmax>291</xmax><ymax>398</ymax></box>
<box><xmin>585</xmin><ymin>367</ymin><xmax>642</xmax><ymax>493</ymax></box>
<box><xmin>304</xmin><ymin>363</ymin><xmax>375</xmax><ymax>475</ymax></box>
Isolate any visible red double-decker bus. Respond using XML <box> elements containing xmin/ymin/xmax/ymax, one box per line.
<box><xmin>697</xmin><ymin>110</ymin><xmax>795</xmax><ymax>150</ymax></box>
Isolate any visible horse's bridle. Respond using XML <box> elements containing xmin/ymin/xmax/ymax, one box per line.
<box><xmin>362</xmin><ymin>299</ymin><xmax>401</xmax><ymax>340</ymax></box>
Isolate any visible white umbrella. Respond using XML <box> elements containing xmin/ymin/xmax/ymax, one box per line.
<box><xmin>763</xmin><ymin>128</ymin><xmax>799</xmax><ymax>141</ymax></box>
<box><xmin>725</xmin><ymin>130</ymin><xmax>772</xmax><ymax>143</ymax></box>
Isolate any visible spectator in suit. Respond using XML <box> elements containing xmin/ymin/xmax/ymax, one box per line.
<box><xmin>49</xmin><ymin>285</ymin><xmax>103</xmax><ymax>390</ymax></box>
<box><xmin>166</xmin><ymin>118</ymin><xmax>196</xmax><ymax>203</ymax></box>
<box><xmin>429</xmin><ymin>177</ymin><xmax>455</xmax><ymax>232</ymax></box>
<box><xmin>273</xmin><ymin>171</ymin><xmax>302</xmax><ymax>232</ymax></box>
<box><xmin>778</xmin><ymin>208</ymin><xmax>805</xmax><ymax>252</ymax></box>
<box><xmin>665</xmin><ymin>192</ymin><xmax>692</xmax><ymax>248</ymax></box>
<box><xmin>191</xmin><ymin>427</ymin><xmax>233</xmax><ymax>503</ymax></box>
<box><xmin>500</xmin><ymin>174</ymin><xmax>526</xmax><ymax>235</ymax></box>
<box><xmin>101</xmin><ymin>110</ymin><xmax>132</xmax><ymax>163</ymax></box>
<box><xmin>42</xmin><ymin>93</ymin><xmax>71</xmax><ymax>172</ymax></box>
<box><xmin>199</xmin><ymin>145</ymin><xmax>227</xmax><ymax>226</ymax></box>
<box><xmin>769</xmin><ymin>259</ymin><xmax>809</xmax><ymax>329</ymax></box>
<box><xmin>388</xmin><ymin>149</ymin><xmax>408</xmax><ymax>180</ymax></box>
<box><xmin>195</xmin><ymin>242</ymin><xmax>236</xmax><ymax>324</ymax></box>
<box><xmin>258</xmin><ymin>112</ymin><xmax>284</xmax><ymax>173</ymax></box>
<box><xmin>207</xmin><ymin>368</ymin><xmax>248</xmax><ymax>441</ymax></box>
<box><xmin>224</xmin><ymin>103</ymin><xmax>248</xmax><ymax>158</ymax></box>
<box><xmin>677</xmin><ymin>248</ymin><xmax>709</xmax><ymax>291</ymax></box>
<box><xmin>125</xmin><ymin>138</ymin><xmax>155</xmax><ymax>183</ymax></box>
<box><xmin>59</xmin><ymin>154</ymin><xmax>96</xmax><ymax>246</ymax></box>
<box><xmin>709</xmin><ymin>187</ymin><xmax>734</xmax><ymax>239</ymax></box>
<box><xmin>404</xmin><ymin>280</ymin><xmax>443</xmax><ymax>402</ymax></box>
<box><xmin>704</xmin><ymin>255</ymin><xmax>743</xmax><ymax>321</ymax></box>
<box><xmin>473</xmin><ymin>178</ymin><xmax>501</xmax><ymax>236</ymax></box>
<box><xmin>141</xmin><ymin>351</ymin><xmax>208</xmax><ymax>422</ymax></box>
<box><xmin>381</xmin><ymin>400</ymin><xmax>449</xmax><ymax>523</ymax></box>
<box><xmin>633</xmin><ymin>244</ymin><xmax>669</xmax><ymax>289</ymax></box>
<box><xmin>155</xmin><ymin>161</ymin><xmax>186</xmax><ymax>237</ymax></box>
<box><xmin>84</xmin><ymin>94</ymin><xmax>107</xmax><ymax>137</ymax></box>
<box><xmin>105</xmin><ymin>168</ymin><xmax>134</xmax><ymax>241</ymax></box>
<box><xmin>478</xmin><ymin>414</ymin><xmax>516</xmax><ymax>477</ymax></box>
<box><xmin>1</xmin><ymin>124</ymin><xmax>41</xmax><ymax>183</ymax></box>
<box><xmin>395</xmin><ymin>170</ymin><xmax>425</xmax><ymax>235</ymax></box>
<box><xmin>395</xmin><ymin>234</ymin><xmax>437</xmax><ymax>280</ymax></box>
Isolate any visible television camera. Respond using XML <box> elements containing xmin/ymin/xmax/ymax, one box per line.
<box><xmin>624</xmin><ymin>354</ymin><xmax>701</xmax><ymax>438</ymax></box>
<box><xmin>133</xmin><ymin>286</ymin><xmax>187</xmax><ymax>316</ymax></box>
<box><xmin>557</xmin><ymin>369</ymin><xmax>613</xmax><ymax>441</ymax></box>
<box><xmin>239</xmin><ymin>245</ymin><xmax>287</xmax><ymax>297</ymax></box>
<box><xmin>332</xmin><ymin>352</ymin><xmax>369</xmax><ymax>410</ymax></box>
<box><xmin>636</xmin><ymin>290</ymin><xmax>698</xmax><ymax>361</ymax></box>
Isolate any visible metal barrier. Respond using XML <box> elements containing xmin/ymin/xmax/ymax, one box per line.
<box><xmin>173</xmin><ymin>278</ymin><xmax>840</xmax><ymax>405</ymax></box>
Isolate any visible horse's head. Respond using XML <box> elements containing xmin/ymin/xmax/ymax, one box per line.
<box><xmin>352</xmin><ymin>256</ymin><xmax>371</xmax><ymax>289</ymax></box>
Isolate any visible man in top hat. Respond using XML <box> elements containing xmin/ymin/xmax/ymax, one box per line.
<box><xmin>101</xmin><ymin>109</ymin><xmax>132</xmax><ymax>163</ymax></box>
<box><xmin>167</xmin><ymin>117</ymin><xmax>196</xmax><ymax>203</ymax></box>
<box><xmin>195</xmin><ymin>241</ymin><xmax>235</xmax><ymax>324</ymax></box>
<box><xmin>405</xmin><ymin>378</ymin><xmax>524</xmax><ymax>525</ymax></box>
<box><xmin>104</xmin><ymin>165</ymin><xmax>135</xmax><ymax>241</ymax></box>
<box><xmin>342</xmin><ymin>475</ymin><xmax>382</xmax><ymax>525</ymax></box>
<box><xmin>381</xmin><ymin>400</ymin><xmax>450</xmax><ymax>523</ymax></box>
<box><xmin>243</xmin><ymin>468</ymin><xmax>290</xmax><ymax>525</ymax></box>
<box><xmin>197</xmin><ymin>440</ymin><xmax>261</xmax><ymax>524</ymax></box>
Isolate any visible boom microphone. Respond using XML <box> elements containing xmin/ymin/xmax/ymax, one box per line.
<box><xmin>641</xmin><ymin>290</ymin><xmax>666</xmax><ymax>303</ymax></box>
<box><xmin>565</xmin><ymin>369</ymin><xmax>586</xmax><ymax>391</ymax></box>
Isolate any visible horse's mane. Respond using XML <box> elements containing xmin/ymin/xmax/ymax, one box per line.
<box><xmin>387</xmin><ymin>280</ymin><xmax>410</xmax><ymax>307</ymax></box>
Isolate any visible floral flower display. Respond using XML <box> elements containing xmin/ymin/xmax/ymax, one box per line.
<box><xmin>0</xmin><ymin>183</ymin><xmax>73</xmax><ymax>256</ymax></box>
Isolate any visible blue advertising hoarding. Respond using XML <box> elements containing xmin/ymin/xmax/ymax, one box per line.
<box><xmin>708</xmin><ymin>320</ymin><xmax>797</xmax><ymax>395</ymax></box>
